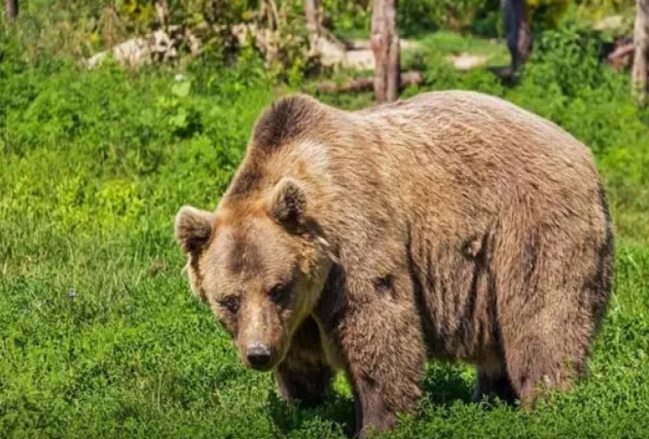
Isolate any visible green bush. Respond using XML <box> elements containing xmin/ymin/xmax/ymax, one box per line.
<box><xmin>325</xmin><ymin>0</ymin><xmax>571</xmax><ymax>39</ymax></box>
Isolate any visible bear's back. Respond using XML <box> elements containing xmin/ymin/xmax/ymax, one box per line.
<box><xmin>354</xmin><ymin>90</ymin><xmax>596</xmax><ymax>182</ymax></box>
<box><xmin>339</xmin><ymin>90</ymin><xmax>603</xmax><ymax>229</ymax></box>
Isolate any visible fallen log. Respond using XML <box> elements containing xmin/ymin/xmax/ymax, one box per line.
<box><xmin>317</xmin><ymin>70</ymin><xmax>424</xmax><ymax>93</ymax></box>
<box><xmin>604</xmin><ymin>40</ymin><xmax>649</xmax><ymax>73</ymax></box>
<box><xmin>607</xmin><ymin>42</ymin><xmax>634</xmax><ymax>69</ymax></box>
<box><xmin>608</xmin><ymin>42</ymin><xmax>634</xmax><ymax>61</ymax></box>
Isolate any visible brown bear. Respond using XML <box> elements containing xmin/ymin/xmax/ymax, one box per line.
<box><xmin>174</xmin><ymin>90</ymin><xmax>614</xmax><ymax>437</ymax></box>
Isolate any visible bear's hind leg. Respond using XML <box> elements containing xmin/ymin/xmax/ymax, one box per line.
<box><xmin>502</xmin><ymin>323</ymin><xmax>588</xmax><ymax>407</ymax></box>
<box><xmin>495</xmin><ymin>226</ymin><xmax>599</xmax><ymax>407</ymax></box>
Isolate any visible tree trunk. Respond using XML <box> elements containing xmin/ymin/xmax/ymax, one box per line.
<box><xmin>155</xmin><ymin>0</ymin><xmax>170</xmax><ymax>29</ymax></box>
<box><xmin>502</xmin><ymin>0</ymin><xmax>532</xmax><ymax>72</ymax></box>
<box><xmin>5</xmin><ymin>0</ymin><xmax>18</xmax><ymax>20</ymax></box>
<box><xmin>632</xmin><ymin>0</ymin><xmax>649</xmax><ymax>105</ymax></box>
<box><xmin>305</xmin><ymin>0</ymin><xmax>323</xmax><ymax>34</ymax></box>
<box><xmin>371</xmin><ymin>0</ymin><xmax>400</xmax><ymax>103</ymax></box>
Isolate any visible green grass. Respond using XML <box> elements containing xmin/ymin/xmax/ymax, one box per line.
<box><xmin>411</xmin><ymin>30</ymin><xmax>510</xmax><ymax>68</ymax></box>
<box><xmin>2</xmin><ymin>26</ymin><xmax>649</xmax><ymax>438</ymax></box>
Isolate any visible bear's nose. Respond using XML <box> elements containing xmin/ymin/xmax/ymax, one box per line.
<box><xmin>246</xmin><ymin>343</ymin><xmax>272</xmax><ymax>369</ymax></box>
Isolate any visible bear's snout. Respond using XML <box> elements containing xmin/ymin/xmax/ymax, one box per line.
<box><xmin>246</xmin><ymin>342</ymin><xmax>273</xmax><ymax>370</ymax></box>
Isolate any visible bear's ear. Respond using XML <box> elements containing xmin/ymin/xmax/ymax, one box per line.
<box><xmin>266</xmin><ymin>177</ymin><xmax>307</xmax><ymax>228</ymax></box>
<box><xmin>175</xmin><ymin>206</ymin><xmax>214</xmax><ymax>255</ymax></box>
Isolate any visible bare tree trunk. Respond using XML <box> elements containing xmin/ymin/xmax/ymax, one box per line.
<box><xmin>371</xmin><ymin>0</ymin><xmax>400</xmax><ymax>103</ymax></box>
<box><xmin>502</xmin><ymin>0</ymin><xmax>532</xmax><ymax>72</ymax></box>
<box><xmin>632</xmin><ymin>0</ymin><xmax>649</xmax><ymax>105</ymax></box>
<box><xmin>5</xmin><ymin>0</ymin><xmax>18</xmax><ymax>20</ymax></box>
<box><xmin>305</xmin><ymin>0</ymin><xmax>323</xmax><ymax>34</ymax></box>
<box><xmin>155</xmin><ymin>0</ymin><xmax>170</xmax><ymax>29</ymax></box>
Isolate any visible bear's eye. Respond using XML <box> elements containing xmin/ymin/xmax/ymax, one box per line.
<box><xmin>269</xmin><ymin>281</ymin><xmax>292</xmax><ymax>304</ymax></box>
<box><xmin>218</xmin><ymin>296</ymin><xmax>240</xmax><ymax>313</ymax></box>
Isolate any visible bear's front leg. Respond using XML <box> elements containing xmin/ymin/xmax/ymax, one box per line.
<box><xmin>273</xmin><ymin>317</ymin><xmax>334</xmax><ymax>407</ymax></box>
<box><xmin>323</xmin><ymin>275</ymin><xmax>427</xmax><ymax>437</ymax></box>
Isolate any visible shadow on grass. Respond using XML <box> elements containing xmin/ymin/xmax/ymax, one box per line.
<box><xmin>267</xmin><ymin>363</ymin><xmax>477</xmax><ymax>436</ymax></box>
<box><xmin>420</xmin><ymin>363</ymin><xmax>475</xmax><ymax>407</ymax></box>
<box><xmin>268</xmin><ymin>388</ymin><xmax>356</xmax><ymax>437</ymax></box>
<box><xmin>486</xmin><ymin>65</ymin><xmax>522</xmax><ymax>88</ymax></box>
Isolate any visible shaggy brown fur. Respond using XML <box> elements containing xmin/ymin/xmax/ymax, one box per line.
<box><xmin>175</xmin><ymin>91</ymin><xmax>614</xmax><ymax>437</ymax></box>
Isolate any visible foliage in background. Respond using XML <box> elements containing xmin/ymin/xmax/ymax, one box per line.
<box><xmin>575</xmin><ymin>0</ymin><xmax>635</xmax><ymax>18</ymax></box>
<box><xmin>4</xmin><ymin>0</ymin><xmax>620</xmax><ymax>64</ymax></box>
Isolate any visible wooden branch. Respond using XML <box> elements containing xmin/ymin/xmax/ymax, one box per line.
<box><xmin>608</xmin><ymin>43</ymin><xmax>635</xmax><ymax>62</ymax></box>
<box><xmin>263</xmin><ymin>0</ymin><xmax>280</xmax><ymax>31</ymax></box>
<box><xmin>155</xmin><ymin>0</ymin><xmax>170</xmax><ymax>29</ymax></box>
<box><xmin>317</xmin><ymin>70</ymin><xmax>424</xmax><ymax>93</ymax></box>
<box><xmin>305</xmin><ymin>0</ymin><xmax>323</xmax><ymax>34</ymax></box>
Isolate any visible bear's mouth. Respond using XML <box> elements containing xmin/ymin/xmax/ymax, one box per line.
<box><xmin>248</xmin><ymin>361</ymin><xmax>275</xmax><ymax>372</ymax></box>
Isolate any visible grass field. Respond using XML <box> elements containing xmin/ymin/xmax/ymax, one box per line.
<box><xmin>2</xmin><ymin>24</ymin><xmax>649</xmax><ymax>438</ymax></box>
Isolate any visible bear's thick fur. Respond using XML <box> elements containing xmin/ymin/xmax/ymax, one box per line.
<box><xmin>175</xmin><ymin>91</ymin><xmax>614</xmax><ymax>436</ymax></box>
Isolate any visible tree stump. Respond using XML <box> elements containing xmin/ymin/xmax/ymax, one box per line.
<box><xmin>502</xmin><ymin>0</ymin><xmax>532</xmax><ymax>72</ymax></box>
<box><xmin>371</xmin><ymin>0</ymin><xmax>400</xmax><ymax>103</ymax></box>
<box><xmin>5</xmin><ymin>0</ymin><xmax>18</xmax><ymax>20</ymax></box>
<box><xmin>632</xmin><ymin>0</ymin><xmax>649</xmax><ymax>105</ymax></box>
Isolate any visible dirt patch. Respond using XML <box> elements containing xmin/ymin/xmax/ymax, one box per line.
<box><xmin>446</xmin><ymin>53</ymin><xmax>490</xmax><ymax>71</ymax></box>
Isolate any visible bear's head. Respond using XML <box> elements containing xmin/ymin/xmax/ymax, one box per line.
<box><xmin>175</xmin><ymin>177</ymin><xmax>333</xmax><ymax>371</ymax></box>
